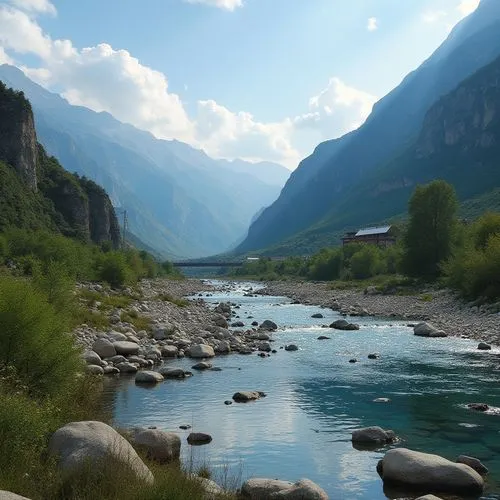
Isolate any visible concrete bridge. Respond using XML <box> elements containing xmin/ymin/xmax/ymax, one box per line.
<box><xmin>172</xmin><ymin>261</ymin><xmax>244</xmax><ymax>268</ymax></box>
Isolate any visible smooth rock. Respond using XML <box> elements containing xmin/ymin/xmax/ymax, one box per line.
<box><xmin>415</xmin><ymin>496</ymin><xmax>444</xmax><ymax>500</ymax></box>
<box><xmin>260</xmin><ymin>320</ymin><xmax>278</xmax><ymax>331</ymax></box>
<box><xmin>0</xmin><ymin>491</ymin><xmax>32</xmax><ymax>500</ymax></box>
<box><xmin>478</xmin><ymin>342</ymin><xmax>492</xmax><ymax>351</ymax></box>
<box><xmin>115</xmin><ymin>362</ymin><xmax>138</xmax><ymax>373</ymax></box>
<box><xmin>273</xmin><ymin>478</ymin><xmax>328</xmax><ymax>499</ymax></box>
<box><xmin>108</xmin><ymin>331</ymin><xmax>127</xmax><ymax>342</ymax></box>
<box><xmin>377</xmin><ymin>448</ymin><xmax>483</xmax><ymax>495</ymax></box>
<box><xmin>135</xmin><ymin>371</ymin><xmax>164</xmax><ymax>384</ymax></box>
<box><xmin>311</xmin><ymin>313</ymin><xmax>324</xmax><ymax>319</ymax></box>
<box><xmin>161</xmin><ymin>345</ymin><xmax>179</xmax><ymax>358</ymax></box>
<box><xmin>457</xmin><ymin>455</ymin><xmax>489</xmax><ymax>475</ymax></box>
<box><xmin>317</xmin><ymin>336</ymin><xmax>331</xmax><ymax>340</ymax></box>
<box><xmin>113</xmin><ymin>341</ymin><xmax>140</xmax><ymax>356</ymax></box>
<box><xmin>187</xmin><ymin>432</ymin><xmax>212</xmax><ymax>445</ymax></box>
<box><xmin>158</xmin><ymin>367</ymin><xmax>187</xmax><ymax>379</ymax></box>
<box><xmin>83</xmin><ymin>350</ymin><xmax>102</xmax><ymax>366</ymax></box>
<box><xmin>103</xmin><ymin>365</ymin><xmax>120</xmax><ymax>375</ymax></box>
<box><xmin>352</xmin><ymin>426</ymin><xmax>396</xmax><ymax>444</ymax></box>
<box><xmin>48</xmin><ymin>421</ymin><xmax>153</xmax><ymax>483</ymax></box>
<box><xmin>368</xmin><ymin>353</ymin><xmax>380</xmax><ymax>359</ymax></box>
<box><xmin>468</xmin><ymin>403</ymin><xmax>489</xmax><ymax>412</ymax></box>
<box><xmin>233</xmin><ymin>391</ymin><xmax>262</xmax><ymax>402</ymax></box>
<box><xmin>258</xmin><ymin>342</ymin><xmax>272</xmax><ymax>352</ymax></box>
<box><xmin>92</xmin><ymin>338</ymin><xmax>116</xmax><ymax>358</ymax></box>
<box><xmin>187</xmin><ymin>344</ymin><xmax>215</xmax><ymax>358</ymax></box>
<box><xmin>285</xmin><ymin>344</ymin><xmax>299</xmax><ymax>351</ymax></box>
<box><xmin>241</xmin><ymin>478</ymin><xmax>293</xmax><ymax>498</ymax></box>
<box><xmin>413</xmin><ymin>322</ymin><xmax>447</xmax><ymax>338</ymax></box>
<box><xmin>86</xmin><ymin>364</ymin><xmax>104</xmax><ymax>375</ymax></box>
<box><xmin>130</xmin><ymin>428</ymin><xmax>180</xmax><ymax>463</ymax></box>
<box><xmin>192</xmin><ymin>362</ymin><xmax>213</xmax><ymax>371</ymax></box>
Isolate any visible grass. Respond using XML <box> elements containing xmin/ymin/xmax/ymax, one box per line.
<box><xmin>120</xmin><ymin>310</ymin><xmax>153</xmax><ymax>333</ymax></box>
<box><xmin>419</xmin><ymin>293</ymin><xmax>434</xmax><ymax>302</ymax></box>
<box><xmin>156</xmin><ymin>293</ymin><xmax>189</xmax><ymax>308</ymax></box>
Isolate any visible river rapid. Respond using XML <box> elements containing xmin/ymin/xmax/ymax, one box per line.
<box><xmin>104</xmin><ymin>280</ymin><xmax>500</xmax><ymax>499</ymax></box>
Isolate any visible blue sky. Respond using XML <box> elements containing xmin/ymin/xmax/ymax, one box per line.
<box><xmin>0</xmin><ymin>0</ymin><xmax>481</xmax><ymax>168</ymax></box>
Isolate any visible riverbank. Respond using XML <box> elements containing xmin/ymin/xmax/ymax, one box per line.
<box><xmin>258</xmin><ymin>281</ymin><xmax>500</xmax><ymax>345</ymax></box>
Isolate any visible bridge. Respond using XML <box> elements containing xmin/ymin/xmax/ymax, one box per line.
<box><xmin>172</xmin><ymin>261</ymin><xmax>244</xmax><ymax>268</ymax></box>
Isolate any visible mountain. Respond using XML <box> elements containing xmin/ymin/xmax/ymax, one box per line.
<box><xmin>0</xmin><ymin>65</ymin><xmax>289</xmax><ymax>259</ymax></box>
<box><xmin>238</xmin><ymin>0</ymin><xmax>500</xmax><ymax>254</ymax></box>
<box><xmin>0</xmin><ymin>81</ymin><xmax>120</xmax><ymax>247</ymax></box>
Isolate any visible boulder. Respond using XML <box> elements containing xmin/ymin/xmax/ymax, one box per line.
<box><xmin>86</xmin><ymin>364</ymin><xmax>104</xmax><ymax>375</ymax></box>
<box><xmin>103</xmin><ymin>365</ymin><xmax>120</xmax><ymax>375</ymax></box>
<box><xmin>368</xmin><ymin>353</ymin><xmax>380</xmax><ymax>359</ymax></box>
<box><xmin>48</xmin><ymin>421</ymin><xmax>153</xmax><ymax>483</ymax></box>
<box><xmin>106</xmin><ymin>355</ymin><xmax>127</xmax><ymax>364</ymax></box>
<box><xmin>107</xmin><ymin>331</ymin><xmax>127</xmax><ymax>342</ymax></box>
<box><xmin>241</xmin><ymin>478</ymin><xmax>327</xmax><ymax>499</ymax></box>
<box><xmin>83</xmin><ymin>350</ymin><xmax>102</xmax><ymax>366</ymax></box>
<box><xmin>188</xmin><ymin>344</ymin><xmax>215</xmax><ymax>359</ymax></box>
<box><xmin>194</xmin><ymin>477</ymin><xmax>224</xmax><ymax>499</ymax></box>
<box><xmin>115</xmin><ymin>362</ymin><xmax>138</xmax><ymax>374</ymax></box>
<box><xmin>352</xmin><ymin>426</ymin><xmax>396</xmax><ymax>444</ymax></box>
<box><xmin>92</xmin><ymin>338</ymin><xmax>116</xmax><ymax>358</ymax></box>
<box><xmin>130</xmin><ymin>428</ymin><xmax>180</xmax><ymax>463</ymax></box>
<box><xmin>311</xmin><ymin>313</ymin><xmax>324</xmax><ymax>319</ymax></box>
<box><xmin>330</xmin><ymin>319</ymin><xmax>359</xmax><ymax>331</ymax></box>
<box><xmin>192</xmin><ymin>362</ymin><xmax>213</xmax><ymax>371</ymax></box>
<box><xmin>260</xmin><ymin>320</ymin><xmax>278</xmax><ymax>331</ymax></box>
<box><xmin>285</xmin><ymin>344</ymin><xmax>299</xmax><ymax>351</ymax></box>
<box><xmin>233</xmin><ymin>391</ymin><xmax>262</xmax><ymax>402</ymax></box>
<box><xmin>413</xmin><ymin>322</ymin><xmax>447</xmax><ymax>338</ymax></box>
<box><xmin>468</xmin><ymin>403</ymin><xmax>489</xmax><ymax>412</ymax></box>
<box><xmin>187</xmin><ymin>432</ymin><xmax>212</xmax><ymax>445</ymax></box>
<box><xmin>457</xmin><ymin>455</ymin><xmax>488</xmax><ymax>475</ymax></box>
<box><xmin>113</xmin><ymin>341</ymin><xmax>140</xmax><ymax>356</ymax></box>
<box><xmin>258</xmin><ymin>342</ymin><xmax>272</xmax><ymax>352</ymax></box>
<box><xmin>477</xmin><ymin>342</ymin><xmax>491</xmax><ymax>351</ymax></box>
<box><xmin>0</xmin><ymin>491</ymin><xmax>32</xmax><ymax>500</ymax></box>
<box><xmin>231</xmin><ymin>321</ymin><xmax>245</xmax><ymax>328</ymax></box>
<box><xmin>135</xmin><ymin>371</ymin><xmax>164</xmax><ymax>384</ymax></box>
<box><xmin>257</xmin><ymin>332</ymin><xmax>270</xmax><ymax>340</ymax></box>
<box><xmin>161</xmin><ymin>345</ymin><xmax>179</xmax><ymax>357</ymax></box>
<box><xmin>317</xmin><ymin>336</ymin><xmax>331</xmax><ymax>340</ymax></box>
<box><xmin>158</xmin><ymin>367</ymin><xmax>188</xmax><ymax>379</ymax></box>
<box><xmin>377</xmin><ymin>448</ymin><xmax>484</xmax><ymax>496</ymax></box>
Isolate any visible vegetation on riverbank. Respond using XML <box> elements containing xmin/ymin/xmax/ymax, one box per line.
<box><xmin>233</xmin><ymin>180</ymin><xmax>500</xmax><ymax>301</ymax></box>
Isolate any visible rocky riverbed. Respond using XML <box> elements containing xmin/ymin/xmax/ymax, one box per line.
<box><xmin>258</xmin><ymin>281</ymin><xmax>500</xmax><ymax>345</ymax></box>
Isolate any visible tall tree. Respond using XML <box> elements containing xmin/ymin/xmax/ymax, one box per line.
<box><xmin>403</xmin><ymin>180</ymin><xmax>458</xmax><ymax>278</ymax></box>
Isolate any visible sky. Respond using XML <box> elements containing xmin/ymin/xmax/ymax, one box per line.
<box><xmin>0</xmin><ymin>0</ymin><xmax>481</xmax><ymax>169</ymax></box>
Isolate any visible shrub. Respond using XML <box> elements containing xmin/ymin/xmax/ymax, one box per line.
<box><xmin>350</xmin><ymin>245</ymin><xmax>386</xmax><ymax>279</ymax></box>
<box><xmin>97</xmin><ymin>252</ymin><xmax>131</xmax><ymax>288</ymax></box>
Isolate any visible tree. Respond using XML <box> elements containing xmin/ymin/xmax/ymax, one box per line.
<box><xmin>402</xmin><ymin>180</ymin><xmax>458</xmax><ymax>278</ymax></box>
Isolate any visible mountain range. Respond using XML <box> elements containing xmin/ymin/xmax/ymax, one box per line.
<box><xmin>0</xmin><ymin>65</ymin><xmax>290</xmax><ymax>259</ymax></box>
<box><xmin>237</xmin><ymin>0</ymin><xmax>500</xmax><ymax>256</ymax></box>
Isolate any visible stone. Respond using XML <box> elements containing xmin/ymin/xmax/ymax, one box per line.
<box><xmin>415</xmin><ymin>496</ymin><xmax>444</xmax><ymax>500</ymax></box>
<box><xmin>311</xmin><ymin>313</ymin><xmax>324</xmax><ymax>319</ymax></box>
<box><xmin>349</xmin><ymin>359</ymin><xmax>357</xmax><ymax>363</ymax></box>
<box><xmin>368</xmin><ymin>353</ymin><xmax>380</xmax><ymax>359</ymax></box>
<box><xmin>187</xmin><ymin>344</ymin><xmax>215</xmax><ymax>358</ymax></box>
<box><xmin>83</xmin><ymin>350</ymin><xmax>102</xmax><ymax>366</ymax></box>
<box><xmin>161</xmin><ymin>345</ymin><xmax>179</xmax><ymax>357</ymax></box>
<box><xmin>113</xmin><ymin>341</ymin><xmax>140</xmax><ymax>356</ymax></box>
<box><xmin>115</xmin><ymin>362</ymin><xmax>138</xmax><ymax>373</ymax></box>
<box><xmin>103</xmin><ymin>365</ymin><xmax>120</xmax><ymax>375</ymax></box>
<box><xmin>241</xmin><ymin>478</ymin><xmax>328</xmax><ymax>499</ymax></box>
<box><xmin>179</xmin><ymin>425</ymin><xmax>191</xmax><ymax>430</ymax></box>
<box><xmin>285</xmin><ymin>344</ymin><xmax>299</xmax><ymax>351</ymax></box>
<box><xmin>86</xmin><ymin>364</ymin><xmax>104</xmax><ymax>375</ymax></box>
<box><xmin>251</xmin><ymin>321</ymin><xmax>259</xmax><ymax>327</ymax></box>
<box><xmin>233</xmin><ymin>391</ymin><xmax>262</xmax><ymax>402</ymax></box>
<box><xmin>352</xmin><ymin>426</ymin><xmax>396</xmax><ymax>444</ymax></box>
<box><xmin>106</xmin><ymin>355</ymin><xmax>127</xmax><ymax>364</ymax></box>
<box><xmin>477</xmin><ymin>342</ymin><xmax>492</xmax><ymax>350</ymax></box>
<box><xmin>48</xmin><ymin>421</ymin><xmax>153</xmax><ymax>483</ymax></box>
<box><xmin>187</xmin><ymin>432</ymin><xmax>212</xmax><ymax>445</ymax></box>
<box><xmin>377</xmin><ymin>448</ymin><xmax>483</xmax><ymax>496</ymax></box>
<box><xmin>413</xmin><ymin>322</ymin><xmax>447</xmax><ymax>338</ymax></box>
<box><xmin>135</xmin><ymin>371</ymin><xmax>164</xmax><ymax>384</ymax></box>
<box><xmin>158</xmin><ymin>367</ymin><xmax>187</xmax><ymax>379</ymax></box>
<box><xmin>0</xmin><ymin>491</ymin><xmax>32</xmax><ymax>500</ymax></box>
<box><xmin>92</xmin><ymin>338</ymin><xmax>116</xmax><ymax>358</ymax></box>
<box><xmin>231</xmin><ymin>321</ymin><xmax>245</xmax><ymax>328</ymax></box>
<box><xmin>468</xmin><ymin>403</ymin><xmax>489</xmax><ymax>412</ymax></box>
<box><xmin>192</xmin><ymin>362</ymin><xmax>213</xmax><ymax>371</ymax></box>
<box><xmin>224</xmin><ymin>400</ymin><xmax>233</xmax><ymax>405</ymax></box>
<box><xmin>130</xmin><ymin>428</ymin><xmax>181</xmax><ymax>463</ymax></box>
<box><xmin>108</xmin><ymin>331</ymin><xmax>127</xmax><ymax>342</ymax></box>
<box><xmin>273</xmin><ymin>478</ymin><xmax>328</xmax><ymax>499</ymax></box>
<box><xmin>373</xmin><ymin>398</ymin><xmax>391</xmax><ymax>403</ymax></box>
<box><xmin>317</xmin><ymin>336</ymin><xmax>331</xmax><ymax>340</ymax></box>
<box><xmin>258</xmin><ymin>342</ymin><xmax>272</xmax><ymax>352</ymax></box>
<box><xmin>260</xmin><ymin>320</ymin><xmax>278</xmax><ymax>331</ymax></box>
<box><xmin>330</xmin><ymin>319</ymin><xmax>349</xmax><ymax>329</ymax></box>
<box><xmin>457</xmin><ymin>455</ymin><xmax>488</xmax><ymax>475</ymax></box>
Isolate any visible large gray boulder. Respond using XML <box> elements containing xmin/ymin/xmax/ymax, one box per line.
<box><xmin>113</xmin><ymin>341</ymin><xmax>140</xmax><ymax>356</ymax></box>
<box><xmin>86</xmin><ymin>364</ymin><xmax>104</xmax><ymax>376</ymax></box>
<box><xmin>330</xmin><ymin>319</ymin><xmax>359</xmax><ymax>331</ymax></box>
<box><xmin>457</xmin><ymin>455</ymin><xmax>488</xmax><ymax>475</ymax></box>
<box><xmin>241</xmin><ymin>478</ymin><xmax>328</xmax><ymax>499</ymax></box>
<box><xmin>129</xmin><ymin>428</ymin><xmax>180</xmax><ymax>463</ymax></box>
<box><xmin>0</xmin><ymin>492</ymin><xmax>32</xmax><ymax>500</ymax></box>
<box><xmin>260</xmin><ymin>320</ymin><xmax>278</xmax><ymax>331</ymax></box>
<box><xmin>352</xmin><ymin>426</ymin><xmax>396</xmax><ymax>444</ymax></box>
<box><xmin>161</xmin><ymin>345</ymin><xmax>178</xmax><ymax>357</ymax></box>
<box><xmin>413</xmin><ymin>322</ymin><xmax>447</xmax><ymax>338</ymax></box>
<box><xmin>48</xmin><ymin>421</ymin><xmax>153</xmax><ymax>483</ymax></box>
<box><xmin>135</xmin><ymin>371</ymin><xmax>164</xmax><ymax>384</ymax></box>
<box><xmin>158</xmin><ymin>367</ymin><xmax>188</xmax><ymax>379</ymax></box>
<box><xmin>187</xmin><ymin>344</ymin><xmax>215</xmax><ymax>358</ymax></box>
<box><xmin>115</xmin><ymin>362</ymin><xmax>138</xmax><ymax>373</ymax></box>
<box><xmin>92</xmin><ymin>338</ymin><xmax>116</xmax><ymax>358</ymax></box>
<box><xmin>377</xmin><ymin>448</ymin><xmax>483</xmax><ymax>495</ymax></box>
<box><xmin>83</xmin><ymin>350</ymin><xmax>102</xmax><ymax>366</ymax></box>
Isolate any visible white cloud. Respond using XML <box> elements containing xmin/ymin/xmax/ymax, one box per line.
<box><xmin>295</xmin><ymin>77</ymin><xmax>377</xmax><ymax>140</ymax></box>
<box><xmin>183</xmin><ymin>0</ymin><xmax>243</xmax><ymax>11</ymax></box>
<box><xmin>10</xmin><ymin>0</ymin><xmax>56</xmax><ymax>15</ymax></box>
<box><xmin>0</xmin><ymin>46</ymin><xmax>13</xmax><ymax>65</ymax></box>
<box><xmin>367</xmin><ymin>17</ymin><xmax>378</xmax><ymax>31</ymax></box>
<box><xmin>457</xmin><ymin>0</ymin><xmax>480</xmax><ymax>17</ymax></box>
<box><xmin>422</xmin><ymin>10</ymin><xmax>447</xmax><ymax>23</ymax></box>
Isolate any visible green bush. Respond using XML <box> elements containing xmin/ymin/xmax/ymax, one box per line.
<box><xmin>350</xmin><ymin>245</ymin><xmax>386</xmax><ymax>279</ymax></box>
<box><xmin>0</xmin><ymin>275</ymin><xmax>82</xmax><ymax>397</ymax></box>
<box><xmin>97</xmin><ymin>252</ymin><xmax>132</xmax><ymax>288</ymax></box>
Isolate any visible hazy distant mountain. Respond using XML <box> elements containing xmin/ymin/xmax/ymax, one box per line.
<box><xmin>0</xmin><ymin>65</ymin><xmax>288</xmax><ymax>259</ymax></box>
<box><xmin>238</xmin><ymin>0</ymin><xmax>500</xmax><ymax>255</ymax></box>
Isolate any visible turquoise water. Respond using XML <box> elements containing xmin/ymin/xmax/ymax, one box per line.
<box><xmin>104</xmin><ymin>282</ymin><xmax>500</xmax><ymax>499</ymax></box>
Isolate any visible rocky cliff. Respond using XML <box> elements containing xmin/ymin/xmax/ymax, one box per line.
<box><xmin>0</xmin><ymin>81</ymin><xmax>120</xmax><ymax>247</ymax></box>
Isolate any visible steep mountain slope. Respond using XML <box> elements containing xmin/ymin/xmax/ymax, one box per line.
<box><xmin>0</xmin><ymin>82</ymin><xmax>120</xmax><ymax>246</ymax></box>
<box><xmin>239</xmin><ymin>0</ymin><xmax>500</xmax><ymax>253</ymax></box>
<box><xmin>260</xmin><ymin>49</ymin><xmax>500</xmax><ymax>256</ymax></box>
<box><xmin>0</xmin><ymin>65</ymin><xmax>288</xmax><ymax>259</ymax></box>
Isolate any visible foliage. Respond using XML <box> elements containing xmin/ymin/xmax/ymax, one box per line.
<box><xmin>97</xmin><ymin>251</ymin><xmax>132</xmax><ymax>288</ymax></box>
<box><xmin>350</xmin><ymin>245</ymin><xmax>386</xmax><ymax>279</ymax></box>
<box><xmin>402</xmin><ymin>180</ymin><xmax>459</xmax><ymax>278</ymax></box>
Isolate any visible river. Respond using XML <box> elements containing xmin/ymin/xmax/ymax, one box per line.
<box><xmin>103</xmin><ymin>281</ymin><xmax>500</xmax><ymax>499</ymax></box>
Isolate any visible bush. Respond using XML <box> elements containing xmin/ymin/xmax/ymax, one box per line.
<box><xmin>350</xmin><ymin>245</ymin><xmax>386</xmax><ymax>279</ymax></box>
<box><xmin>0</xmin><ymin>275</ymin><xmax>82</xmax><ymax>397</ymax></box>
<box><xmin>97</xmin><ymin>252</ymin><xmax>132</xmax><ymax>288</ymax></box>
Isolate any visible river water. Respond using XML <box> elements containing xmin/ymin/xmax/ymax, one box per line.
<box><xmin>104</xmin><ymin>281</ymin><xmax>500</xmax><ymax>499</ymax></box>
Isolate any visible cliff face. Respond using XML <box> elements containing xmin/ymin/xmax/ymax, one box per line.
<box><xmin>0</xmin><ymin>81</ymin><xmax>120</xmax><ymax>247</ymax></box>
<box><xmin>0</xmin><ymin>85</ymin><xmax>38</xmax><ymax>191</ymax></box>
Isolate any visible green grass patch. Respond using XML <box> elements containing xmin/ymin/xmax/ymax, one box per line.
<box><xmin>156</xmin><ymin>293</ymin><xmax>189</xmax><ymax>307</ymax></box>
<box><xmin>120</xmin><ymin>310</ymin><xmax>153</xmax><ymax>332</ymax></box>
